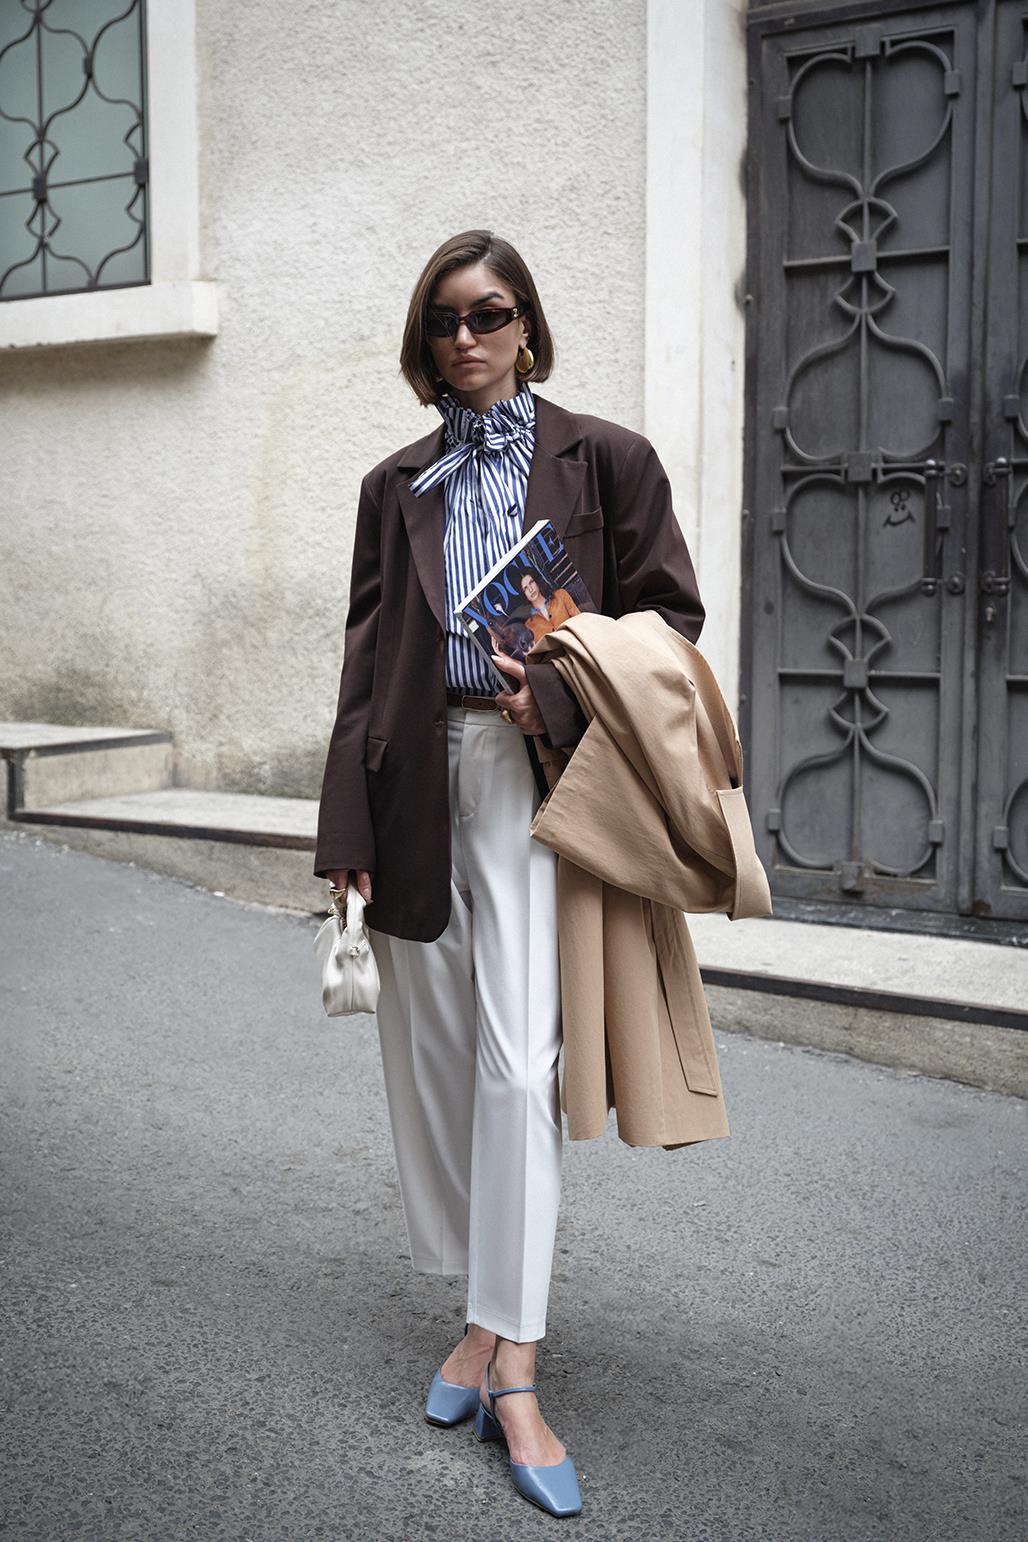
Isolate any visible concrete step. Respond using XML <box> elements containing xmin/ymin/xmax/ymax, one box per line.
<box><xmin>688</xmin><ymin>911</ymin><xmax>1027</xmax><ymax>1099</ymax></box>
<box><xmin>1</xmin><ymin>722</ymin><xmax>173</xmax><ymax>810</ymax></box>
<box><xmin>15</xmin><ymin>786</ymin><xmax>316</xmax><ymax>848</ymax></box>
<box><xmin>1</xmin><ymin>724</ymin><xmax>322</xmax><ymax>912</ymax></box>
<box><xmin>687</xmin><ymin>910</ymin><xmax>1027</xmax><ymax>1023</ymax></box>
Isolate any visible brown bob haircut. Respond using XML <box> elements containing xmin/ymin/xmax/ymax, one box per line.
<box><xmin>400</xmin><ymin>229</ymin><xmax>555</xmax><ymax>407</ymax></box>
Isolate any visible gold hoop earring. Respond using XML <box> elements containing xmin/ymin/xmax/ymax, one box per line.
<box><xmin>515</xmin><ymin>345</ymin><xmax>535</xmax><ymax>376</ymax></box>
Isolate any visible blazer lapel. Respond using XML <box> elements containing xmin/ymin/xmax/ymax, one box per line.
<box><xmin>522</xmin><ymin>393</ymin><xmax>587</xmax><ymax>539</ymax></box>
<box><xmin>397</xmin><ymin>422</ymin><xmax>448</xmax><ymax>631</ymax></box>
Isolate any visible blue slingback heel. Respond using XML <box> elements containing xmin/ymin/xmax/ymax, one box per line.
<box><xmin>472</xmin><ymin>1362</ymin><xmax>583</xmax><ymax>1518</ymax></box>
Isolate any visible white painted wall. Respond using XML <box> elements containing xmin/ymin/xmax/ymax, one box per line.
<box><xmin>645</xmin><ymin>0</ymin><xmax>749</xmax><ymax>714</ymax></box>
<box><xmin>0</xmin><ymin>0</ymin><xmax>748</xmax><ymax>793</ymax></box>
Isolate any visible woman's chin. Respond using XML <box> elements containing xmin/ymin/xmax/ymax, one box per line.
<box><xmin>450</xmin><ymin>376</ymin><xmax>487</xmax><ymax>398</ymax></box>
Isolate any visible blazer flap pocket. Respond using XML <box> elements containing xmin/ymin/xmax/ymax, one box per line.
<box><xmin>715</xmin><ymin>786</ymin><xmax>772</xmax><ymax>920</ymax></box>
<box><xmin>365</xmin><ymin>735</ymin><xmax>389</xmax><ymax>774</ymax></box>
<box><xmin>565</xmin><ymin>505</ymin><xmax>604</xmax><ymax>537</ymax></box>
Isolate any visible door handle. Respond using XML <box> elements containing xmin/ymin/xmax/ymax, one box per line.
<box><xmin>980</xmin><ymin>457</ymin><xmax>1012</xmax><ymax>601</ymax></box>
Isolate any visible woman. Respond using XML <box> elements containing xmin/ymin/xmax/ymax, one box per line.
<box><xmin>315</xmin><ymin>230</ymin><xmax>704</xmax><ymax>1518</ymax></box>
<box><xmin>517</xmin><ymin>565</ymin><xmax>581</xmax><ymax>644</ymax></box>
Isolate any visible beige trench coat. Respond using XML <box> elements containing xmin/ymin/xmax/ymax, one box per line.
<box><xmin>528</xmin><ymin>610</ymin><xmax>773</xmax><ymax>1149</ymax></box>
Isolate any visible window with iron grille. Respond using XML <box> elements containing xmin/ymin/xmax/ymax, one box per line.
<box><xmin>0</xmin><ymin>0</ymin><xmax>149</xmax><ymax>302</ymax></box>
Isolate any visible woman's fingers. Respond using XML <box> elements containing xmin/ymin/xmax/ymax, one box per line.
<box><xmin>326</xmin><ymin>868</ymin><xmax>373</xmax><ymax>904</ymax></box>
<box><xmin>491</xmin><ymin>650</ymin><xmax>526</xmax><ymax>686</ymax></box>
<box><xmin>490</xmin><ymin>655</ymin><xmax>546</xmax><ymax>736</ymax></box>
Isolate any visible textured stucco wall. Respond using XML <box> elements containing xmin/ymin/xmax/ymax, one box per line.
<box><xmin>0</xmin><ymin>0</ymin><xmax>648</xmax><ymax>795</ymax></box>
<box><xmin>645</xmin><ymin>0</ymin><xmax>749</xmax><ymax>712</ymax></box>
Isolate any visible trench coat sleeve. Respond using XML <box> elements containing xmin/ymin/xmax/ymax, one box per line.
<box><xmin>526</xmin><ymin>435</ymin><xmax>706</xmax><ymax>750</ymax></box>
<box><xmin>313</xmin><ymin>474</ymin><xmax>382</xmax><ymax>880</ymax></box>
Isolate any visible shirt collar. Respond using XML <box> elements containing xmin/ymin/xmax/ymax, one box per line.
<box><xmin>436</xmin><ymin>381</ymin><xmax>536</xmax><ymax>449</ymax></box>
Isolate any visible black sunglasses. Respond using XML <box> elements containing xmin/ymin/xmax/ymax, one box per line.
<box><xmin>425</xmin><ymin>304</ymin><xmax>525</xmax><ymax>339</ymax></box>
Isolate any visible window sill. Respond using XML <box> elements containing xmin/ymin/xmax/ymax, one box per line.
<box><xmin>0</xmin><ymin>280</ymin><xmax>219</xmax><ymax>352</ymax></box>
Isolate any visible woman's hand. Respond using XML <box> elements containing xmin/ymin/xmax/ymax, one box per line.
<box><xmin>491</xmin><ymin>652</ymin><xmax>546</xmax><ymax>736</ymax></box>
<box><xmin>327</xmin><ymin>868</ymin><xmax>373</xmax><ymax>903</ymax></box>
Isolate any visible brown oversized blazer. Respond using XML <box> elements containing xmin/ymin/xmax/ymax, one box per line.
<box><xmin>313</xmin><ymin>390</ymin><xmax>705</xmax><ymax>941</ymax></box>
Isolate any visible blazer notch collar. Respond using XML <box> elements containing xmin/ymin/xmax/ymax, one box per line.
<box><xmin>532</xmin><ymin>392</ymin><xmax>585</xmax><ymax>460</ymax></box>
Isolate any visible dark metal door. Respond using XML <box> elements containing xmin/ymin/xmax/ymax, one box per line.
<box><xmin>744</xmin><ymin>0</ymin><xmax>1028</xmax><ymax>921</ymax></box>
<box><xmin>976</xmin><ymin>1</ymin><xmax>1028</xmax><ymax>917</ymax></box>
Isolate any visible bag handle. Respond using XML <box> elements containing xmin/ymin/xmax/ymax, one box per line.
<box><xmin>345</xmin><ymin>883</ymin><xmax>366</xmax><ymax>934</ymax></box>
<box><xmin>329</xmin><ymin>888</ymin><xmax>369</xmax><ymax>931</ymax></box>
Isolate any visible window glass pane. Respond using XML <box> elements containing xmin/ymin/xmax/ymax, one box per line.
<box><xmin>0</xmin><ymin>12</ymin><xmax>37</xmax><ymax>192</ymax></box>
<box><xmin>42</xmin><ymin>0</ymin><xmax>137</xmax><ymax>32</ymax></box>
<box><xmin>0</xmin><ymin>111</ymin><xmax>35</xmax><ymax>195</ymax></box>
<box><xmin>0</xmin><ymin>0</ymin><xmax>147</xmax><ymax>300</ymax></box>
<box><xmin>42</xmin><ymin>246</ymin><xmax>93</xmax><ymax>294</ymax></box>
<box><xmin>0</xmin><ymin>190</ymin><xmax>40</xmax><ymax>297</ymax></box>
<box><xmin>41</xmin><ymin>1</ymin><xmax>144</xmax><ymax>181</ymax></box>
<box><xmin>45</xmin><ymin>85</ymin><xmax>140</xmax><ymax>186</ymax></box>
<box><xmin>46</xmin><ymin>174</ymin><xmax>145</xmax><ymax>287</ymax></box>
<box><xmin>0</xmin><ymin>3</ymin><xmax>32</xmax><ymax>46</ymax></box>
<box><xmin>92</xmin><ymin>1</ymin><xmax>146</xmax><ymax>117</ymax></box>
<box><xmin>91</xmin><ymin>221</ymin><xmax>146</xmax><ymax>288</ymax></box>
<box><xmin>0</xmin><ymin>253</ymin><xmax>42</xmax><ymax>298</ymax></box>
<box><xmin>39</xmin><ymin>22</ymin><xmax>86</xmax><ymax>127</ymax></box>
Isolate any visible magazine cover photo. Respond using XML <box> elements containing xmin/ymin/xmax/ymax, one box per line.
<box><xmin>455</xmin><ymin>519</ymin><xmax>596</xmax><ymax>689</ymax></box>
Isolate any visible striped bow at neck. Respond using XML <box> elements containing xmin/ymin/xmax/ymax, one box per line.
<box><xmin>408</xmin><ymin>385</ymin><xmax>536</xmax><ymax>535</ymax></box>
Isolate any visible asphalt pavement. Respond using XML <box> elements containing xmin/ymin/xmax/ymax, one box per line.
<box><xmin>1</xmin><ymin>830</ymin><xmax>1025</xmax><ymax>1542</ymax></box>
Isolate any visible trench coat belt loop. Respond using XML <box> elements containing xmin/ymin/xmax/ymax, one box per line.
<box><xmin>445</xmin><ymin>689</ymin><xmax>502</xmax><ymax>712</ymax></box>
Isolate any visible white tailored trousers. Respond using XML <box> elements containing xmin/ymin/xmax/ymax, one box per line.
<box><xmin>368</xmin><ymin>704</ymin><xmax>563</xmax><ymax>1342</ymax></box>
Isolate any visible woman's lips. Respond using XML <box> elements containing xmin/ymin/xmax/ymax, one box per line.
<box><xmin>453</xmin><ymin>358</ymin><xmax>484</xmax><ymax>368</ymax></box>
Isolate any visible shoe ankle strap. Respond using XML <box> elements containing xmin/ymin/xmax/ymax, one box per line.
<box><xmin>491</xmin><ymin>1382</ymin><xmax>538</xmax><ymax>1399</ymax></box>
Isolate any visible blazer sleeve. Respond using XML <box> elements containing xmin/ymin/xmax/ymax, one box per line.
<box><xmin>527</xmin><ymin>435</ymin><xmax>705</xmax><ymax>750</ymax></box>
<box><xmin>313</xmin><ymin>474</ymin><xmax>382</xmax><ymax>880</ymax></box>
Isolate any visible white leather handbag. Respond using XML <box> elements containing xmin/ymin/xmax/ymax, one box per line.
<box><xmin>314</xmin><ymin>885</ymin><xmax>380</xmax><ymax>1016</ymax></box>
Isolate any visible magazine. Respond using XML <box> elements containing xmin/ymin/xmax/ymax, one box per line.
<box><xmin>454</xmin><ymin>519</ymin><xmax>597</xmax><ymax>692</ymax></box>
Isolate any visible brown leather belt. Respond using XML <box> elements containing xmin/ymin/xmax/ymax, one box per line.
<box><xmin>445</xmin><ymin>689</ymin><xmax>501</xmax><ymax>711</ymax></box>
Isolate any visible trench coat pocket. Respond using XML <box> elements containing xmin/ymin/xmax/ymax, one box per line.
<box><xmin>715</xmin><ymin>785</ymin><xmax>772</xmax><ymax>920</ymax></box>
<box><xmin>564</xmin><ymin>505</ymin><xmax>604</xmax><ymax>537</ymax></box>
<box><xmin>365</xmin><ymin>735</ymin><xmax>389</xmax><ymax>774</ymax></box>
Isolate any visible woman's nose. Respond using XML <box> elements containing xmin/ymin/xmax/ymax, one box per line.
<box><xmin>454</xmin><ymin>320</ymin><xmax>476</xmax><ymax>346</ymax></box>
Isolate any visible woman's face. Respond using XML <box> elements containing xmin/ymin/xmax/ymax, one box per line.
<box><xmin>521</xmin><ymin>573</ymin><xmax>544</xmax><ymax>606</ymax></box>
<box><xmin>427</xmin><ymin>261</ymin><xmax>530</xmax><ymax>413</ymax></box>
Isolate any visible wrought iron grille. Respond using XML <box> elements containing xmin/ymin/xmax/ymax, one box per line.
<box><xmin>764</xmin><ymin>22</ymin><xmax>964</xmax><ymax>898</ymax></box>
<box><xmin>988</xmin><ymin>14</ymin><xmax>1028</xmax><ymax>902</ymax></box>
<box><xmin>746</xmin><ymin>1</ymin><xmax>1027</xmax><ymax>921</ymax></box>
<box><xmin>0</xmin><ymin>0</ymin><xmax>149</xmax><ymax>301</ymax></box>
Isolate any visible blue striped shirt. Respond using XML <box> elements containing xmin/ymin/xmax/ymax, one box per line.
<box><xmin>408</xmin><ymin>383</ymin><xmax>535</xmax><ymax>694</ymax></box>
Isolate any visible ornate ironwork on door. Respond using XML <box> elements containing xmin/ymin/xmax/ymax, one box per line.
<box><xmin>0</xmin><ymin>0</ymin><xmax>149</xmax><ymax>301</ymax></box>
<box><xmin>978</xmin><ymin>1</ymin><xmax>1028</xmax><ymax>918</ymax></box>
<box><xmin>744</xmin><ymin>0</ymin><xmax>1028</xmax><ymax>920</ymax></box>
